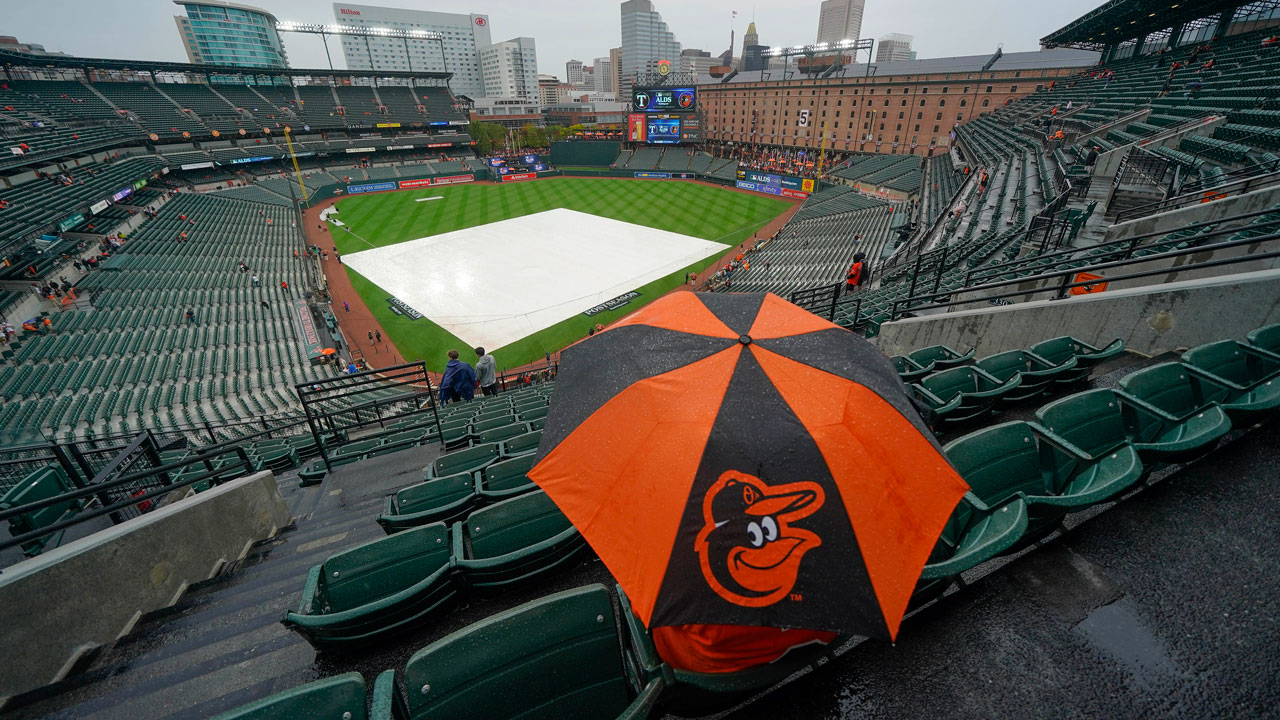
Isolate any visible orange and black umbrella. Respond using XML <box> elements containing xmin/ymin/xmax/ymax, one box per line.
<box><xmin>529</xmin><ymin>292</ymin><xmax>969</xmax><ymax>640</ymax></box>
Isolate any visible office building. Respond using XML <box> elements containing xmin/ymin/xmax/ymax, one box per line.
<box><xmin>332</xmin><ymin>3</ymin><xmax>492</xmax><ymax>99</ymax></box>
<box><xmin>620</xmin><ymin>0</ymin><xmax>683</xmax><ymax>86</ymax></box>
<box><xmin>566</xmin><ymin>59</ymin><xmax>585</xmax><ymax>85</ymax></box>
<box><xmin>877</xmin><ymin>34</ymin><xmax>915</xmax><ymax>63</ymax></box>
<box><xmin>742</xmin><ymin>21</ymin><xmax>767</xmax><ymax>72</ymax></box>
<box><xmin>681</xmin><ymin>48</ymin><xmax>715</xmax><ymax>77</ymax></box>
<box><xmin>173</xmin><ymin>1</ymin><xmax>288</xmax><ymax>69</ymax></box>
<box><xmin>593</xmin><ymin>56</ymin><xmax>614</xmax><ymax>95</ymax></box>
<box><xmin>609</xmin><ymin>47</ymin><xmax>624</xmax><ymax>100</ymax></box>
<box><xmin>815</xmin><ymin>0</ymin><xmax>865</xmax><ymax>44</ymax></box>
<box><xmin>480</xmin><ymin>37</ymin><xmax>538</xmax><ymax>100</ymax></box>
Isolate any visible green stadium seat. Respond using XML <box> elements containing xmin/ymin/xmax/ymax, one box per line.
<box><xmin>473</xmin><ymin>422</ymin><xmax>528</xmax><ymax>445</ymax></box>
<box><xmin>479</xmin><ymin>455</ymin><xmax>538</xmax><ymax>502</ymax></box>
<box><xmin>381</xmin><ymin>584</ymin><xmax>664</xmax><ymax>720</ymax></box>
<box><xmin>499</xmin><ymin>429</ymin><xmax>542</xmax><ymax>458</ymax></box>
<box><xmin>1117</xmin><ymin>363</ymin><xmax>1234</xmax><ymax>461</ymax></box>
<box><xmin>976</xmin><ymin>348</ymin><xmax>1080</xmax><ymax>402</ymax></box>
<box><xmin>1247</xmin><ymin>323</ymin><xmax>1280</xmax><ymax>358</ymax></box>
<box><xmin>516</xmin><ymin>405</ymin><xmax>548</xmax><ymax>422</ymax></box>
<box><xmin>377</xmin><ymin>474</ymin><xmax>478</xmax><ymax>534</ymax></box>
<box><xmin>907</xmin><ymin>344</ymin><xmax>975</xmax><ymax>371</ymax></box>
<box><xmin>427</xmin><ymin>443</ymin><xmax>501</xmax><ymax>479</ymax></box>
<box><xmin>947</xmin><ymin>420</ymin><xmax>1144</xmax><ymax>536</ymax></box>
<box><xmin>211</xmin><ymin>670</ymin><xmax>395</xmax><ymax>720</ymax></box>
<box><xmin>1181</xmin><ymin>340</ymin><xmax>1280</xmax><ymax>420</ymax></box>
<box><xmin>0</xmin><ymin>465</ymin><xmax>85</xmax><ymax>556</ymax></box>
<box><xmin>1029</xmin><ymin>336</ymin><xmax>1125</xmax><ymax>385</ymax></box>
<box><xmin>891</xmin><ymin>355</ymin><xmax>932</xmax><ymax>382</ymax></box>
<box><xmin>451</xmin><ymin>490</ymin><xmax>587</xmax><ymax>593</ymax></box>
<box><xmin>281</xmin><ymin>522</ymin><xmax>460</xmax><ymax>648</ymax></box>
<box><xmin>911</xmin><ymin>366</ymin><xmax>1020</xmax><ymax>426</ymax></box>
<box><xmin>471</xmin><ymin>415</ymin><xmax>516</xmax><ymax>433</ymax></box>
<box><xmin>916</xmin><ymin>494</ymin><xmax>1030</xmax><ymax>600</ymax></box>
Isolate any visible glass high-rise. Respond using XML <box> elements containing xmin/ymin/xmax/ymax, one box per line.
<box><xmin>620</xmin><ymin>0</ymin><xmax>683</xmax><ymax>91</ymax></box>
<box><xmin>173</xmin><ymin>1</ymin><xmax>288</xmax><ymax>69</ymax></box>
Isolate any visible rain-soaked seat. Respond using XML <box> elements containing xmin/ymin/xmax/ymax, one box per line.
<box><xmin>976</xmin><ymin>348</ymin><xmax>1079</xmax><ymax>402</ymax></box>
<box><xmin>1181</xmin><ymin>340</ymin><xmax>1280</xmax><ymax>420</ymax></box>
<box><xmin>1029</xmin><ymin>336</ymin><xmax>1125</xmax><ymax>385</ymax></box>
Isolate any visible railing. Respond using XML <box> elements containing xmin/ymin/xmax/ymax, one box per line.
<box><xmin>1068</xmin><ymin>107</ymin><xmax>1147</xmax><ymax>144</ymax></box>
<box><xmin>788</xmin><ymin>282</ymin><xmax>843</xmax><ymax>321</ymax></box>
<box><xmin>888</xmin><ymin>230</ymin><xmax>1280</xmax><ymax>322</ymax></box>
<box><xmin>967</xmin><ymin>205</ymin><xmax>1280</xmax><ymax>286</ymax></box>
<box><xmin>0</xmin><ymin>439</ymin><xmax>256</xmax><ymax>557</ymax></box>
<box><xmin>1114</xmin><ymin>166</ymin><xmax>1280</xmax><ymax>223</ymax></box>
<box><xmin>1178</xmin><ymin>157</ymin><xmax>1280</xmax><ymax>195</ymax></box>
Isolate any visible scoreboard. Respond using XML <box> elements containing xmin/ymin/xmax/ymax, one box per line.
<box><xmin>632</xmin><ymin>87</ymin><xmax>696</xmax><ymax>113</ymax></box>
<box><xmin>629</xmin><ymin>86</ymin><xmax>702</xmax><ymax>145</ymax></box>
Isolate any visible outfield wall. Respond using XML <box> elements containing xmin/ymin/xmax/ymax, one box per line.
<box><xmin>549</xmin><ymin>141</ymin><xmax>622</xmax><ymax>167</ymax></box>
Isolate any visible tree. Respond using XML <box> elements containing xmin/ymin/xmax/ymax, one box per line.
<box><xmin>518</xmin><ymin>124</ymin><xmax>548</xmax><ymax>150</ymax></box>
<box><xmin>470</xmin><ymin>122</ymin><xmax>506</xmax><ymax>155</ymax></box>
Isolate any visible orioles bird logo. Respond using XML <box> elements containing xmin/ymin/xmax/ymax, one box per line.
<box><xmin>695</xmin><ymin>470</ymin><xmax>825</xmax><ymax>607</ymax></box>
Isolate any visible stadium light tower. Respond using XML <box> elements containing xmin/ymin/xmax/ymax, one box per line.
<box><xmin>763</xmin><ymin>37</ymin><xmax>875</xmax><ymax>79</ymax></box>
<box><xmin>276</xmin><ymin>22</ymin><xmax>447</xmax><ymax>75</ymax></box>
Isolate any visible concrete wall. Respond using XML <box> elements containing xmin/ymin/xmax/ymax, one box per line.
<box><xmin>1090</xmin><ymin>115</ymin><xmax>1225</xmax><ymax>183</ymax></box>
<box><xmin>0</xmin><ymin>471</ymin><xmax>291</xmax><ymax>704</ymax></box>
<box><xmin>1104</xmin><ymin>183</ymin><xmax>1280</xmax><ymax>243</ymax></box>
<box><xmin>876</xmin><ymin>268</ymin><xmax>1280</xmax><ymax>358</ymax></box>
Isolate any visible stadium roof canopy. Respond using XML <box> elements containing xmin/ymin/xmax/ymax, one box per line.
<box><xmin>0</xmin><ymin>49</ymin><xmax>451</xmax><ymax>82</ymax></box>
<box><xmin>1040</xmin><ymin>0</ymin><xmax>1253</xmax><ymax>50</ymax></box>
<box><xmin>697</xmin><ymin>48</ymin><xmax>1099</xmax><ymax>86</ymax></box>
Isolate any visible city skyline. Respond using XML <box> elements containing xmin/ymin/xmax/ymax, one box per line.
<box><xmin>5</xmin><ymin>0</ymin><xmax>1101</xmax><ymax>81</ymax></box>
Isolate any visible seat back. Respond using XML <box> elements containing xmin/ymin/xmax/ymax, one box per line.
<box><xmin>465</xmin><ymin>490</ymin><xmax>571</xmax><ymax>560</ymax></box>
<box><xmin>1184</xmin><ymin>340</ymin><xmax>1251</xmax><ymax>384</ymax></box>
<box><xmin>1249</xmin><ymin>323</ymin><xmax>1280</xmax><ymax>354</ymax></box>
<box><xmin>483</xmin><ymin>455</ymin><xmax>536</xmax><ymax>491</ymax></box>
<box><xmin>321</xmin><ymin>522</ymin><xmax>451</xmax><ymax>613</ymax></box>
<box><xmin>475</xmin><ymin>423</ymin><xmax>527</xmax><ymax>444</ymax></box>
<box><xmin>211</xmin><ymin>672</ymin><xmax>367</xmax><ymax>720</ymax></box>
<box><xmin>501</xmin><ymin>430</ymin><xmax>542</xmax><ymax>457</ymax></box>
<box><xmin>1035</xmin><ymin>389</ymin><xmax>1129</xmax><ymax>457</ymax></box>
<box><xmin>472</xmin><ymin>415</ymin><xmax>516</xmax><ymax>433</ymax></box>
<box><xmin>399</xmin><ymin>585</ymin><xmax>632</xmax><ymax>720</ymax></box>
<box><xmin>944</xmin><ymin>422</ymin><xmax>1045</xmax><ymax>505</ymax></box>
<box><xmin>907</xmin><ymin>344</ymin><xmax>953</xmax><ymax>366</ymax></box>
<box><xmin>1</xmin><ymin>466</ymin><xmax>78</xmax><ymax>532</ymax></box>
<box><xmin>975</xmin><ymin>350</ymin><xmax>1028</xmax><ymax>382</ymax></box>
<box><xmin>394</xmin><ymin>474</ymin><xmax>475</xmax><ymax>515</ymax></box>
<box><xmin>921</xmin><ymin>366</ymin><xmax>981</xmax><ymax>401</ymax></box>
<box><xmin>1030</xmin><ymin>336</ymin><xmax>1075</xmax><ymax>366</ymax></box>
<box><xmin>434</xmin><ymin>443</ymin><xmax>500</xmax><ymax>476</ymax></box>
<box><xmin>1119</xmin><ymin>363</ymin><xmax>1202</xmax><ymax>417</ymax></box>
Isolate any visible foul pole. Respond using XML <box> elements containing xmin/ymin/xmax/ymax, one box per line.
<box><xmin>284</xmin><ymin>127</ymin><xmax>308</xmax><ymax>208</ymax></box>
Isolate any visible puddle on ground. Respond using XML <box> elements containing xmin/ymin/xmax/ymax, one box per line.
<box><xmin>1074</xmin><ymin>596</ymin><xmax>1184</xmax><ymax>691</ymax></box>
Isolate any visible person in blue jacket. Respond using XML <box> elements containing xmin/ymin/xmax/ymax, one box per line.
<box><xmin>439</xmin><ymin>349</ymin><xmax>476</xmax><ymax>404</ymax></box>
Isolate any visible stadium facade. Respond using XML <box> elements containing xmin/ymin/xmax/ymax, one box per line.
<box><xmin>172</xmin><ymin>0</ymin><xmax>288</xmax><ymax>69</ymax></box>
<box><xmin>698</xmin><ymin>48</ymin><xmax>1099</xmax><ymax>157</ymax></box>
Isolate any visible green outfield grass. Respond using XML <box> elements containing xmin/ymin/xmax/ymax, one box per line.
<box><xmin>332</xmin><ymin>177</ymin><xmax>790</xmax><ymax>372</ymax></box>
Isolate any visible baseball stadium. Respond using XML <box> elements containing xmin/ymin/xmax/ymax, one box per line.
<box><xmin>0</xmin><ymin>0</ymin><xmax>1277</xmax><ymax>717</ymax></box>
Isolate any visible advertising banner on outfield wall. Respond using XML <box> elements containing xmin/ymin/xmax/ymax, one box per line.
<box><xmin>501</xmin><ymin>172</ymin><xmax>536</xmax><ymax>182</ymax></box>
<box><xmin>430</xmin><ymin>175</ymin><xmax>475</xmax><ymax>186</ymax></box>
<box><xmin>735</xmin><ymin>180</ymin><xmax>809</xmax><ymax>200</ymax></box>
<box><xmin>634</xmin><ymin>172</ymin><xmax>671</xmax><ymax>179</ymax></box>
<box><xmin>347</xmin><ymin>182</ymin><xmax>397</xmax><ymax>194</ymax></box>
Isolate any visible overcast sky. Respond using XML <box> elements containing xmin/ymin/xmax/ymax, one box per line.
<box><xmin>6</xmin><ymin>0</ymin><xmax>1102</xmax><ymax>78</ymax></box>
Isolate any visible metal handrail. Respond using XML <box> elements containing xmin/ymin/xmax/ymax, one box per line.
<box><xmin>1114</xmin><ymin>167</ymin><xmax>1280</xmax><ymax>222</ymax></box>
<box><xmin>966</xmin><ymin>204</ymin><xmax>1280</xmax><ymax>285</ymax></box>
<box><xmin>890</xmin><ymin>230</ymin><xmax>1280</xmax><ymax>321</ymax></box>
<box><xmin>0</xmin><ymin>444</ymin><xmax>254</xmax><ymax>555</ymax></box>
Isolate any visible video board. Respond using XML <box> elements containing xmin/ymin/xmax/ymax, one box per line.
<box><xmin>628</xmin><ymin>113</ymin><xmax>703</xmax><ymax>145</ymax></box>
<box><xmin>632</xmin><ymin>87</ymin><xmax>697</xmax><ymax>113</ymax></box>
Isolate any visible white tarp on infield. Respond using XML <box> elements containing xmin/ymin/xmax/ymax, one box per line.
<box><xmin>343</xmin><ymin>208</ymin><xmax>726</xmax><ymax>351</ymax></box>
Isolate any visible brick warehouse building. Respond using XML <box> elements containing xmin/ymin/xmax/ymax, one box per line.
<box><xmin>698</xmin><ymin>48</ymin><xmax>1099</xmax><ymax>157</ymax></box>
